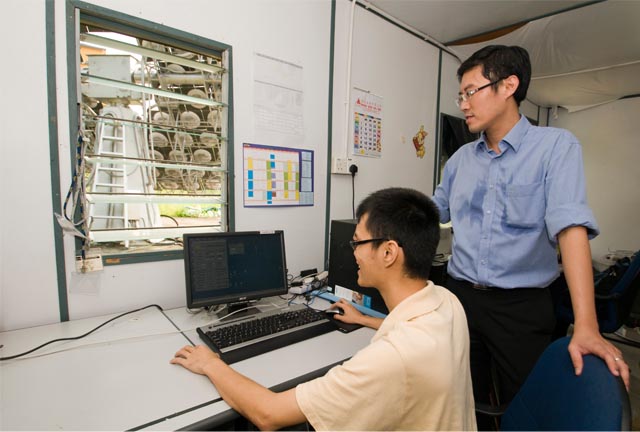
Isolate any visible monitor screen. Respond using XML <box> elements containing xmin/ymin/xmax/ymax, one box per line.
<box><xmin>183</xmin><ymin>231</ymin><xmax>288</xmax><ymax>309</ymax></box>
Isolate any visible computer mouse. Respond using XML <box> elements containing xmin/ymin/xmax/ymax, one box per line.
<box><xmin>325</xmin><ymin>307</ymin><xmax>344</xmax><ymax>316</ymax></box>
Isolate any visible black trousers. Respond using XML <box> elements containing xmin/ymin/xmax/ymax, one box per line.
<box><xmin>446</xmin><ymin>276</ymin><xmax>556</xmax><ymax>410</ymax></box>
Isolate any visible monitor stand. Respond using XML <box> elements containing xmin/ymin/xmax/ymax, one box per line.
<box><xmin>217</xmin><ymin>301</ymin><xmax>261</xmax><ymax>322</ymax></box>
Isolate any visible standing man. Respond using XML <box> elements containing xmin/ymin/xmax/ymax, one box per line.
<box><xmin>432</xmin><ymin>45</ymin><xmax>630</xmax><ymax>417</ymax></box>
<box><xmin>171</xmin><ymin>188</ymin><xmax>476</xmax><ymax>431</ymax></box>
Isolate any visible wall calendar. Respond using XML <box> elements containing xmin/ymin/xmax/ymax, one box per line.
<box><xmin>352</xmin><ymin>88</ymin><xmax>383</xmax><ymax>158</ymax></box>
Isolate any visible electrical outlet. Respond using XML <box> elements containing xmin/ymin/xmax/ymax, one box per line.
<box><xmin>331</xmin><ymin>157</ymin><xmax>351</xmax><ymax>175</ymax></box>
<box><xmin>75</xmin><ymin>255</ymin><xmax>104</xmax><ymax>273</ymax></box>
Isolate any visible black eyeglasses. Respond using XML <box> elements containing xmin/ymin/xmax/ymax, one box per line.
<box><xmin>455</xmin><ymin>78</ymin><xmax>503</xmax><ymax>107</ymax></box>
<box><xmin>349</xmin><ymin>238</ymin><xmax>388</xmax><ymax>251</ymax></box>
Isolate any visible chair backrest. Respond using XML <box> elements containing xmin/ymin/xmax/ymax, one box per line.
<box><xmin>600</xmin><ymin>251</ymin><xmax>640</xmax><ymax>332</ymax></box>
<box><xmin>501</xmin><ymin>337</ymin><xmax>631</xmax><ymax>431</ymax></box>
<box><xmin>609</xmin><ymin>251</ymin><xmax>640</xmax><ymax>295</ymax></box>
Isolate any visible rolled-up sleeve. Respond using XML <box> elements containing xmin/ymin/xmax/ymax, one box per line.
<box><xmin>544</xmin><ymin>132</ymin><xmax>599</xmax><ymax>241</ymax></box>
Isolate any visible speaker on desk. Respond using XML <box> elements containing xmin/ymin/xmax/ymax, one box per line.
<box><xmin>328</xmin><ymin>219</ymin><xmax>389</xmax><ymax>314</ymax></box>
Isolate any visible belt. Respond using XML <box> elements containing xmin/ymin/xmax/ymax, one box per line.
<box><xmin>471</xmin><ymin>283</ymin><xmax>496</xmax><ymax>291</ymax></box>
<box><xmin>450</xmin><ymin>277</ymin><xmax>542</xmax><ymax>291</ymax></box>
<box><xmin>450</xmin><ymin>277</ymin><xmax>499</xmax><ymax>291</ymax></box>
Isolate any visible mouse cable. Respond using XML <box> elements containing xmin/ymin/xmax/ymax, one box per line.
<box><xmin>0</xmin><ymin>304</ymin><xmax>163</xmax><ymax>361</ymax></box>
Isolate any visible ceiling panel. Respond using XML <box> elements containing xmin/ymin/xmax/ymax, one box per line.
<box><xmin>366</xmin><ymin>0</ymin><xmax>640</xmax><ymax>109</ymax></box>
<box><xmin>367</xmin><ymin>0</ymin><xmax>596</xmax><ymax>45</ymax></box>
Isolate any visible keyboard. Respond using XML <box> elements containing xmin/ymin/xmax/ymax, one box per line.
<box><xmin>196</xmin><ymin>304</ymin><xmax>336</xmax><ymax>364</ymax></box>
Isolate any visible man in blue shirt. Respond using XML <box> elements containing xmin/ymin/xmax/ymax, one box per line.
<box><xmin>432</xmin><ymin>45</ymin><xmax>630</xmax><ymax>420</ymax></box>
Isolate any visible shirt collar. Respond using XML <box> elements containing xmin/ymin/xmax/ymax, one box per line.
<box><xmin>373</xmin><ymin>281</ymin><xmax>443</xmax><ymax>341</ymax></box>
<box><xmin>474</xmin><ymin>115</ymin><xmax>531</xmax><ymax>153</ymax></box>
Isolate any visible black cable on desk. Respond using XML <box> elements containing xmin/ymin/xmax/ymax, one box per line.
<box><xmin>0</xmin><ymin>304</ymin><xmax>164</xmax><ymax>361</ymax></box>
<box><xmin>304</xmin><ymin>287</ymin><xmax>330</xmax><ymax>306</ymax></box>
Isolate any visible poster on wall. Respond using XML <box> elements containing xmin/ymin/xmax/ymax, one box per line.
<box><xmin>351</xmin><ymin>88</ymin><xmax>383</xmax><ymax>158</ymax></box>
<box><xmin>253</xmin><ymin>53</ymin><xmax>304</xmax><ymax>139</ymax></box>
<box><xmin>243</xmin><ymin>143</ymin><xmax>314</xmax><ymax>207</ymax></box>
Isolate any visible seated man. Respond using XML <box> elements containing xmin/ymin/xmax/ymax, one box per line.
<box><xmin>171</xmin><ymin>187</ymin><xmax>476</xmax><ymax>431</ymax></box>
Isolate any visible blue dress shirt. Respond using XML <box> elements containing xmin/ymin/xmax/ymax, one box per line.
<box><xmin>433</xmin><ymin>115</ymin><xmax>599</xmax><ymax>289</ymax></box>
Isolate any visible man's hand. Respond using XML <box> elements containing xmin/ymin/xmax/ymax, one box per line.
<box><xmin>557</xmin><ymin>227</ymin><xmax>630</xmax><ymax>389</ymax></box>
<box><xmin>330</xmin><ymin>298</ymin><xmax>383</xmax><ymax>330</ymax></box>
<box><xmin>330</xmin><ymin>299</ymin><xmax>364</xmax><ymax>323</ymax></box>
<box><xmin>568</xmin><ymin>326</ymin><xmax>630</xmax><ymax>390</ymax></box>
<box><xmin>170</xmin><ymin>344</ymin><xmax>307</xmax><ymax>430</ymax></box>
<box><xmin>170</xmin><ymin>344</ymin><xmax>221</xmax><ymax>376</ymax></box>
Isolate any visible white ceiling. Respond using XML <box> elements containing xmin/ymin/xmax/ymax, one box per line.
<box><xmin>367</xmin><ymin>0</ymin><xmax>640</xmax><ymax>110</ymax></box>
<box><xmin>368</xmin><ymin>0</ymin><xmax>594</xmax><ymax>45</ymax></box>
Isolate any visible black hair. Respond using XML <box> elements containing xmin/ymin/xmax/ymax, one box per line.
<box><xmin>457</xmin><ymin>45</ymin><xmax>531</xmax><ymax>106</ymax></box>
<box><xmin>356</xmin><ymin>187</ymin><xmax>440</xmax><ymax>280</ymax></box>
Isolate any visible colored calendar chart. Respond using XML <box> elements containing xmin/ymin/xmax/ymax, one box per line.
<box><xmin>352</xmin><ymin>88</ymin><xmax>383</xmax><ymax>158</ymax></box>
<box><xmin>354</xmin><ymin>112</ymin><xmax>382</xmax><ymax>157</ymax></box>
<box><xmin>243</xmin><ymin>143</ymin><xmax>314</xmax><ymax>207</ymax></box>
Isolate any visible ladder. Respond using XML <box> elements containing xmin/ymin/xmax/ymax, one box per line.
<box><xmin>89</xmin><ymin>112</ymin><xmax>130</xmax><ymax>246</ymax></box>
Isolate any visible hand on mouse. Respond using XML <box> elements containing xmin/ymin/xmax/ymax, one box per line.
<box><xmin>330</xmin><ymin>299</ymin><xmax>384</xmax><ymax>330</ymax></box>
<box><xmin>330</xmin><ymin>299</ymin><xmax>362</xmax><ymax>323</ymax></box>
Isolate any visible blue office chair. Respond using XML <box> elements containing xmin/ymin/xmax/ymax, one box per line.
<box><xmin>554</xmin><ymin>251</ymin><xmax>640</xmax><ymax>339</ymax></box>
<box><xmin>476</xmin><ymin>336</ymin><xmax>631</xmax><ymax>431</ymax></box>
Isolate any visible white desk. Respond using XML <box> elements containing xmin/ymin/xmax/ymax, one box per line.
<box><xmin>0</xmin><ymin>299</ymin><xmax>375</xmax><ymax>430</ymax></box>
<box><xmin>158</xmin><ymin>298</ymin><xmax>375</xmax><ymax>430</ymax></box>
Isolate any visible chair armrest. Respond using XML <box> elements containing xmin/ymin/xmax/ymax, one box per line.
<box><xmin>474</xmin><ymin>401</ymin><xmax>509</xmax><ymax>417</ymax></box>
<box><xmin>595</xmin><ymin>292</ymin><xmax>623</xmax><ymax>300</ymax></box>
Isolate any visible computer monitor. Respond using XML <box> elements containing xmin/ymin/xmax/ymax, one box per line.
<box><xmin>328</xmin><ymin>219</ymin><xmax>389</xmax><ymax>314</ymax></box>
<box><xmin>183</xmin><ymin>230</ymin><xmax>289</xmax><ymax>316</ymax></box>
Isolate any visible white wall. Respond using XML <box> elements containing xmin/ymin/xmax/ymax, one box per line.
<box><xmin>550</xmin><ymin>98</ymin><xmax>640</xmax><ymax>261</ymax></box>
<box><xmin>0</xmin><ymin>1</ymin><xmax>61</xmax><ymax>331</ymax></box>
<box><xmin>0</xmin><ymin>0</ymin><xmax>331</xmax><ymax>331</ymax></box>
<box><xmin>329</xmin><ymin>0</ymin><xmax>441</xmax><ymax>221</ymax></box>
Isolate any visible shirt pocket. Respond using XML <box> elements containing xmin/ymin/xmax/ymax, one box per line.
<box><xmin>505</xmin><ymin>182</ymin><xmax>545</xmax><ymax>228</ymax></box>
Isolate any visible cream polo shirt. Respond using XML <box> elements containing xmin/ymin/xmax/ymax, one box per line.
<box><xmin>295</xmin><ymin>282</ymin><xmax>476</xmax><ymax>431</ymax></box>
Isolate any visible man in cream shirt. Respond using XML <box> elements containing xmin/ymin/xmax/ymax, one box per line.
<box><xmin>171</xmin><ymin>187</ymin><xmax>476</xmax><ymax>431</ymax></box>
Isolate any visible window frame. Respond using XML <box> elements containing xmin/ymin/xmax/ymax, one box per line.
<box><xmin>65</xmin><ymin>0</ymin><xmax>235</xmax><ymax>265</ymax></box>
